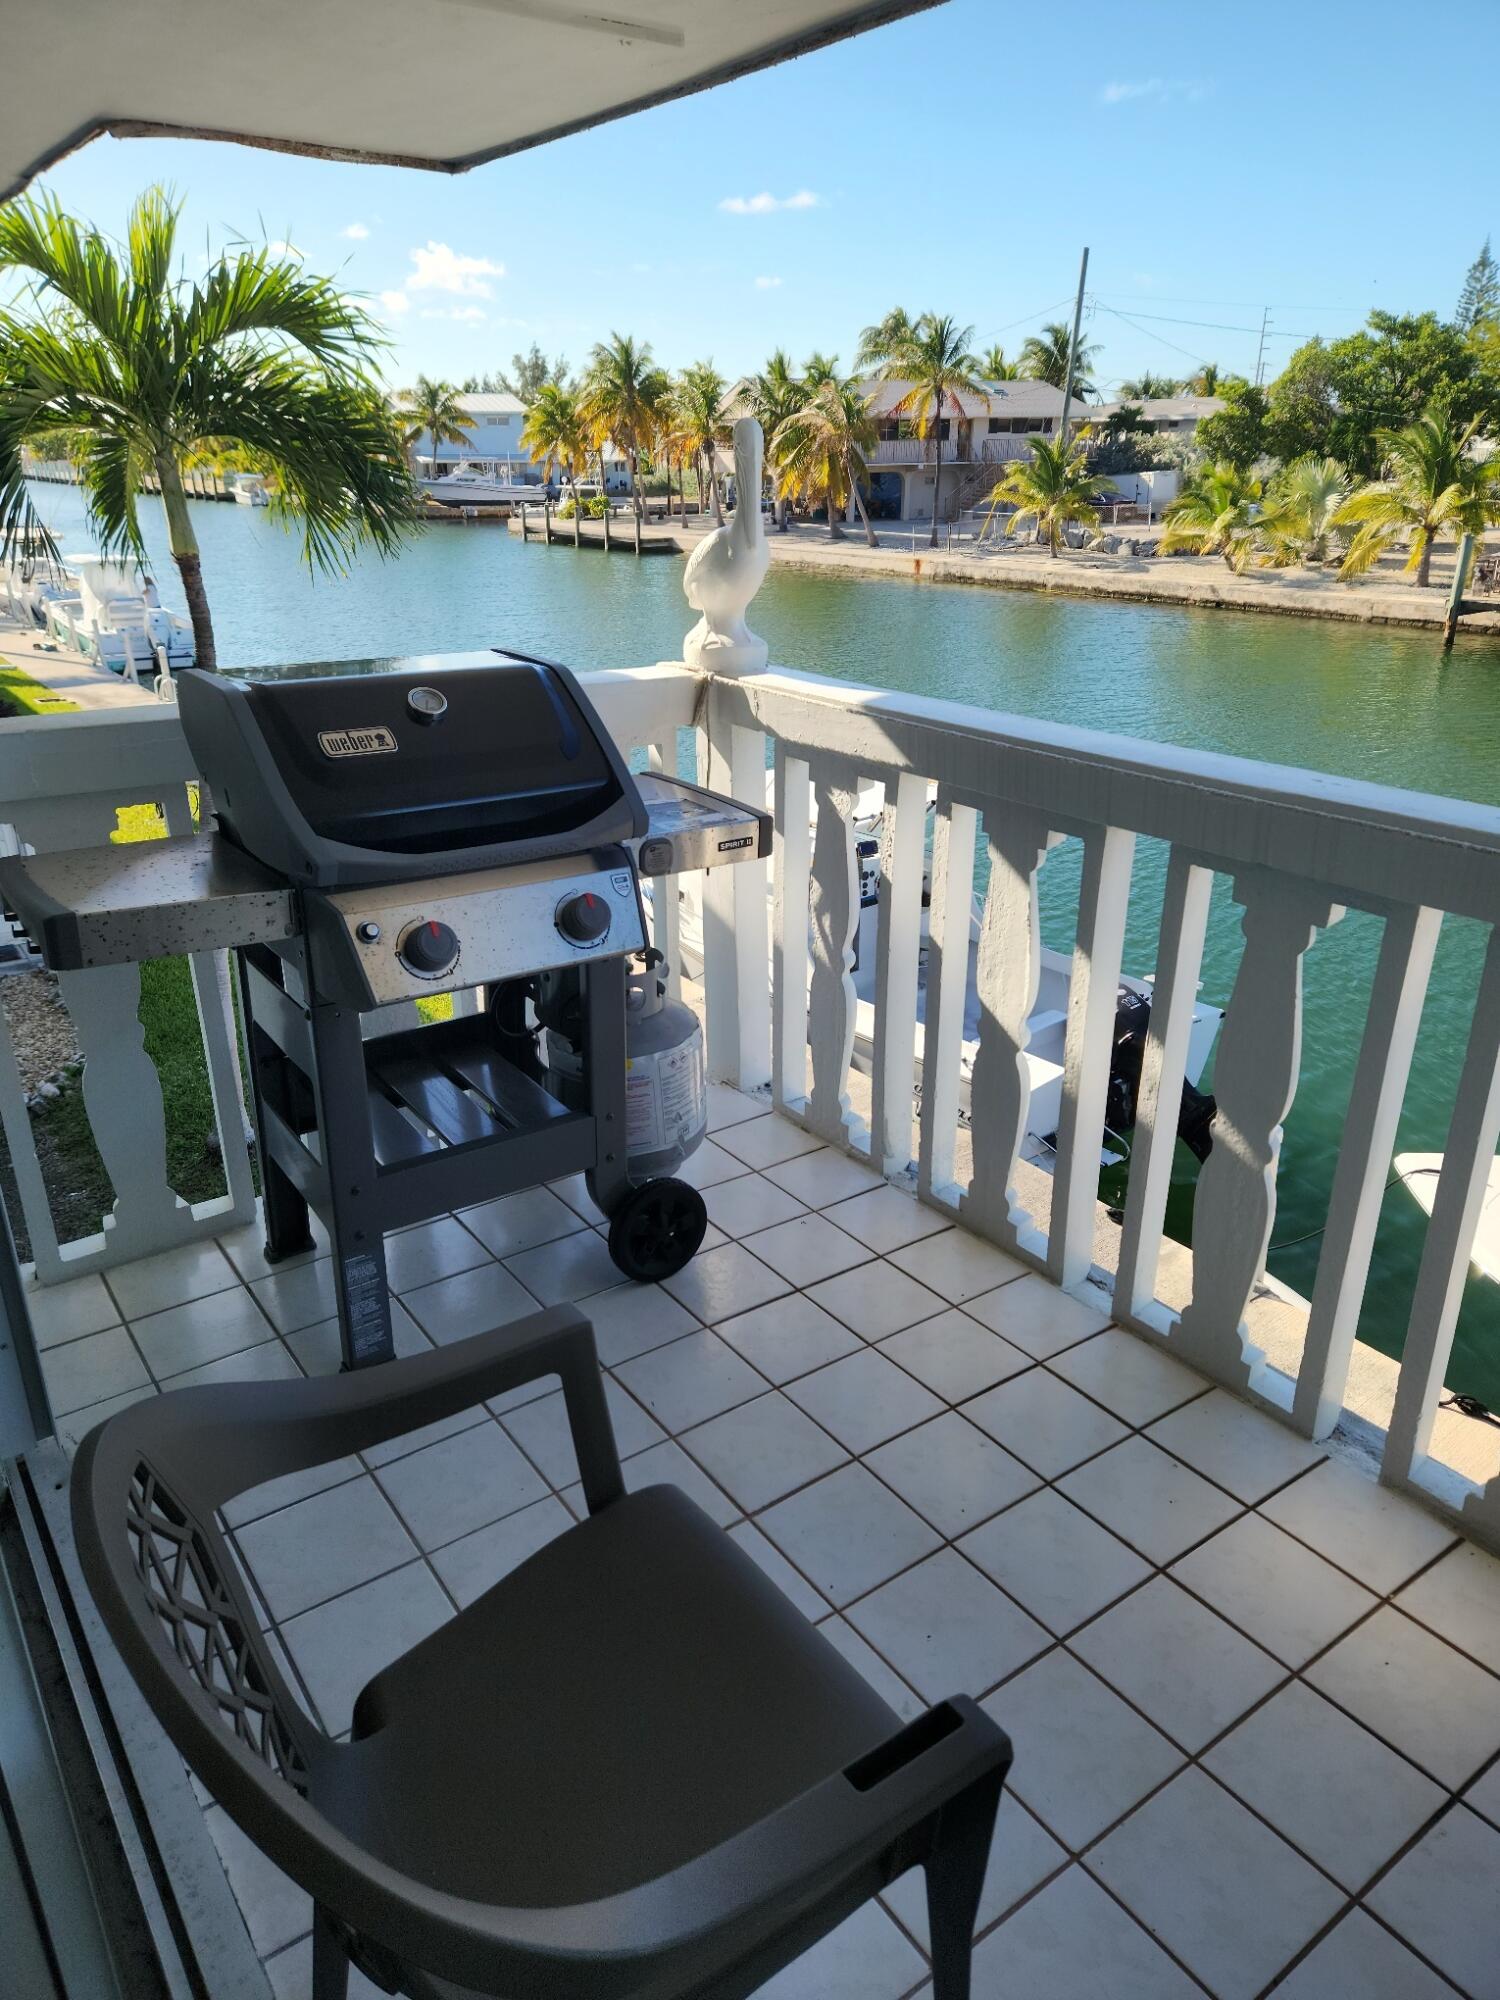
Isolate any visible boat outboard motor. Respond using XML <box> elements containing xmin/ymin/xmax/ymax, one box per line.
<box><xmin>1104</xmin><ymin>986</ymin><xmax>1217</xmax><ymax>1163</ymax></box>
<box><xmin>540</xmin><ymin>949</ymin><xmax>708</xmax><ymax>1181</ymax></box>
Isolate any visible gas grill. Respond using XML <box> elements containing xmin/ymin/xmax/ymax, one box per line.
<box><xmin>0</xmin><ymin>652</ymin><xmax>770</xmax><ymax>1369</ymax></box>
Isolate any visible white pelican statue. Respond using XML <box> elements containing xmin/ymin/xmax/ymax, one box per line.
<box><xmin>682</xmin><ymin>416</ymin><xmax>770</xmax><ymax>676</ymax></box>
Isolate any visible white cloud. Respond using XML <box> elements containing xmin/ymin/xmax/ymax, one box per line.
<box><xmin>718</xmin><ymin>190</ymin><xmax>822</xmax><ymax>215</ymax></box>
<box><xmin>419</xmin><ymin>305</ymin><xmax>487</xmax><ymax>322</ymax></box>
<box><xmin>1098</xmin><ymin>77</ymin><xmax>1211</xmax><ymax>105</ymax></box>
<box><xmin>754</xmin><ymin>275</ymin><xmax>783</xmax><ymax>290</ymax></box>
<box><xmin>378</xmin><ymin>290</ymin><xmax>411</xmax><ymax>316</ymax></box>
<box><xmin>266</xmin><ymin>239</ymin><xmax>303</xmax><ymax>260</ymax></box>
<box><xmin>404</xmin><ymin>240</ymin><xmax>505</xmax><ymax>297</ymax></box>
<box><xmin>342</xmin><ymin>222</ymin><xmax>370</xmax><ymax>240</ymax></box>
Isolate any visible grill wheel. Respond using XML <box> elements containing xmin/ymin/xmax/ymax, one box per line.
<box><xmin>607</xmin><ymin>1177</ymin><xmax>708</xmax><ymax>1282</ymax></box>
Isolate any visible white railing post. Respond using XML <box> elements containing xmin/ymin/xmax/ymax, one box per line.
<box><xmin>698</xmin><ymin>702</ymin><xmax>770</xmax><ymax>1091</ymax></box>
<box><xmin>1113</xmin><ymin>850</ymin><xmax>1213</xmax><ymax>1330</ymax></box>
<box><xmin>963</xmin><ymin>808</ymin><xmax>1053</xmax><ymax>1257</ymax></box>
<box><xmin>868</xmin><ymin>769</ymin><xmax>926</xmax><ymax>1175</ymax></box>
<box><xmin>1293</xmin><ymin>903</ymin><xmax>1441</xmax><ymax>1438</ymax></box>
<box><xmin>917</xmin><ymin>792</ymin><xmax>978</xmax><ymax>1208</ymax></box>
<box><xmin>1172</xmin><ymin>870</ymin><xmax>1342</xmax><ymax>1392</ymax></box>
<box><xmin>804</xmin><ymin>763</ymin><xmax>863</xmax><ymax>1148</ymax></box>
<box><xmin>771</xmin><ymin>748</ymin><xmax>812</xmax><ymax>1117</ymax></box>
<box><xmin>1048</xmin><ymin>825</ymin><xmax>1136</xmax><ymax>1289</ymax></box>
<box><xmin>1384</xmin><ymin>924</ymin><xmax>1500</xmax><ymax>1495</ymax></box>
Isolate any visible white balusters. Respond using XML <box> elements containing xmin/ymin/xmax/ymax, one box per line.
<box><xmin>918</xmin><ymin>793</ymin><xmax>978</xmax><ymax>1207</ymax></box>
<box><xmin>1384</xmin><ymin>924</ymin><xmax>1500</xmax><ymax>1498</ymax></box>
<box><xmin>1113</xmin><ymin>851</ymin><xmax>1214</xmax><ymax>1330</ymax></box>
<box><xmin>804</xmin><ymin>765</ymin><xmax>863</xmax><ymax>1147</ymax></box>
<box><xmin>1048</xmin><ymin>826</ymin><xmax>1136</xmax><ymax>1290</ymax></box>
<box><xmin>772</xmin><ymin>750</ymin><xmax>812</xmax><ymax>1116</ymax></box>
<box><xmin>698</xmin><ymin>717</ymin><xmax>769</xmax><ymax>1090</ymax></box>
<box><xmin>963</xmin><ymin>807</ymin><xmax>1054</xmax><ymax>1254</ymax></box>
<box><xmin>1293</xmin><ymin>905</ymin><xmax>1441</xmax><ymax>1438</ymax></box>
<box><xmin>1173</xmin><ymin>870</ymin><xmax>1342</xmax><ymax>1390</ymax></box>
<box><xmin>867</xmin><ymin>771</ymin><xmax>926</xmax><ymax>1176</ymax></box>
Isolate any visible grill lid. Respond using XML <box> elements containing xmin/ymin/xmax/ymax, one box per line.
<box><xmin>177</xmin><ymin>652</ymin><xmax>646</xmax><ymax>888</ymax></box>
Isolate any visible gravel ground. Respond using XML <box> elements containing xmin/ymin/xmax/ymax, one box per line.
<box><xmin>0</xmin><ymin>969</ymin><xmax>79</xmax><ymax>1091</ymax></box>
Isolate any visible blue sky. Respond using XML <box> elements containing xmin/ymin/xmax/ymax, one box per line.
<box><xmin>20</xmin><ymin>0</ymin><xmax>1499</xmax><ymax>395</ymax></box>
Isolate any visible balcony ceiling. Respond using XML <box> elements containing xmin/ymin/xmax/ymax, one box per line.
<box><xmin>1</xmin><ymin>0</ymin><xmax>942</xmax><ymax>202</ymax></box>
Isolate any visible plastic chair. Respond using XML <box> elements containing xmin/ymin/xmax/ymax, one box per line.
<box><xmin>71</xmin><ymin>1304</ymin><xmax>1012</xmax><ymax>1999</ymax></box>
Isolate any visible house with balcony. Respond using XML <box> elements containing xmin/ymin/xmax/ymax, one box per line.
<box><xmin>1085</xmin><ymin>392</ymin><xmax>1226</xmax><ymax>441</ymax></box>
<box><xmin>401</xmin><ymin>391</ymin><xmax>544</xmax><ymax>482</ymax></box>
<box><xmin>860</xmin><ymin>378</ymin><xmax>1068</xmax><ymax>521</ymax></box>
<box><xmin>4</xmin><ymin>8</ymin><xmax>1500</xmax><ymax>2000</ymax></box>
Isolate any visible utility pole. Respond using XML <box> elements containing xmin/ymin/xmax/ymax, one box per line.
<box><xmin>1059</xmin><ymin>246</ymin><xmax>1090</xmax><ymax>449</ymax></box>
<box><xmin>1253</xmin><ymin>307</ymin><xmax>1271</xmax><ymax>387</ymax></box>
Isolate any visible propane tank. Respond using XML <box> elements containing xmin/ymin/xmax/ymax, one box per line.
<box><xmin>545</xmin><ymin>951</ymin><xmax>708</xmax><ymax>1181</ymax></box>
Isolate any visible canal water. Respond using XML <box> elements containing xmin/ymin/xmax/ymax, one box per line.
<box><xmin>25</xmin><ymin>483</ymin><xmax>1500</xmax><ymax>1407</ymax></box>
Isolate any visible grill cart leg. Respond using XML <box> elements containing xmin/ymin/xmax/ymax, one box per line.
<box><xmin>308</xmin><ymin>997</ymin><xmax>395</xmax><ymax>1371</ymax></box>
<box><xmin>236</xmin><ymin>952</ymin><xmax>315</xmax><ymax>1263</ymax></box>
<box><xmin>583</xmin><ymin>956</ymin><xmax>632</xmax><ymax>1220</ymax></box>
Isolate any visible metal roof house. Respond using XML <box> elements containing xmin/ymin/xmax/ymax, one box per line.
<box><xmin>5</xmin><ymin>6</ymin><xmax>1500</xmax><ymax>2000</ymax></box>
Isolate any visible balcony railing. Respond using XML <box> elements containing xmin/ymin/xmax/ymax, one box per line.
<box><xmin>5</xmin><ymin>659</ymin><xmax>1500</xmax><ymax>1558</ymax></box>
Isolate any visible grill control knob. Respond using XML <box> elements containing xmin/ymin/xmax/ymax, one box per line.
<box><xmin>556</xmin><ymin>892</ymin><xmax>611</xmax><ymax>946</ymax></box>
<box><xmin>399</xmin><ymin>919</ymin><xmax>459</xmax><ymax>978</ymax></box>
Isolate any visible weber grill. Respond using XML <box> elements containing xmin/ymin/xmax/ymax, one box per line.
<box><xmin>0</xmin><ymin>651</ymin><xmax>769</xmax><ymax>1369</ymax></box>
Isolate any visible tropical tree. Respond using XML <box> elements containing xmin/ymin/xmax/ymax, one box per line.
<box><xmin>873</xmin><ymin>312</ymin><xmax>985</xmax><ymax>547</ymax></box>
<box><xmin>664</xmin><ymin>361</ymin><xmax>731</xmax><ymax>525</ymax></box>
<box><xmin>1457</xmin><ymin>240</ymin><xmax>1500</xmax><ymax>333</ymax></box>
<box><xmin>0</xmin><ymin>186</ymin><xmax>415</xmax><ymax>671</ymax></box>
<box><xmin>1187</xmin><ymin>362</ymin><xmax>1224</xmax><ymax>396</ymax></box>
<box><xmin>1195</xmin><ymin>380</ymin><xmax>1270</xmax><ymax>469</ymax></box>
<box><xmin>744</xmin><ymin>349</ymin><xmax>804</xmax><ymax>529</ymax></box>
<box><xmin>1159</xmin><ymin>461</ymin><xmax>1263</xmax><ymax>572</ymax></box>
<box><xmin>979</xmin><ymin>343</ymin><xmax>1021</xmax><ymax>380</ymax></box>
<box><xmin>802</xmin><ymin>350</ymin><xmax>841</xmax><ymax>389</ymax></box>
<box><xmin>519</xmin><ymin>380</ymin><xmax>588</xmax><ymax>513</ymax></box>
<box><xmin>493</xmin><ymin>343</ymin><xmax>570</xmax><ymax>401</ymax></box>
<box><xmin>855</xmin><ymin>308</ymin><xmax>916</xmax><ymax>372</ymax></box>
<box><xmin>1019</xmin><ymin>320</ymin><xmax>1100</xmax><ymax>395</ymax></box>
<box><xmin>1331</xmin><ymin>404</ymin><xmax>1500</xmax><ymax>587</ymax></box>
<box><xmin>1119</xmin><ymin>372</ymin><xmax>1180</xmax><ymax>400</ymax></box>
<box><xmin>984</xmin><ymin>435</ymin><xmax>1099</xmax><ymax>555</ymax></box>
<box><xmin>395</xmin><ymin>375</ymin><xmax>471</xmax><ymax>473</ymax></box>
<box><xmin>1256</xmin><ymin>455</ymin><xmax>1351</xmax><ymax>566</ymax></box>
<box><xmin>579</xmin><ymin>332</ymin><xmax>668</xmax><ymax>522</ymax></box>
<box><xmin>773</xmin><ymin>375</ymin><xmax>879</xmax><ymax>546</ymax></box>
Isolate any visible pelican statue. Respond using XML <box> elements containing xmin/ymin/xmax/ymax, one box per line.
<box><xmin>682</xmin><ymin>417</ymin><xmax>770</xmax><ymax>676</ymax></box>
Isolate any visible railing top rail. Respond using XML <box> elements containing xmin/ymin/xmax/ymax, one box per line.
<box><xmin>711</xmin><ymin>666</ymin><xmax>1500</xmax><ymax>922</ymax></box>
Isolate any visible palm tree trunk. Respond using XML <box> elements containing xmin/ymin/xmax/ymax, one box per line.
<box><xmin>930</xmin><ymin>390</ymin><xmax>943</xmax><ymax>549</ymax></box>
<box><xmin>156</xmin><ymin>455</ymin><xmax>216</xmax><ymax>670</ymax></box>
<box><xmin>850</xmin><ymin>458</ymin><xmax>878</xmax><ymax>547</ymax></box>
<box><xmin>1417</xmin><ymin>530</ymin><xmax>1433</xmax><ymax>588</ymax></box>
<box><xmin>568</xmin><ymin>470</ymin><xmax>581</xmax><ymax>547</ymax></box>
<box><xmin>711</xmin><ymin>449</ymin><xmax>724</xmax><ymax>528</ymax></box>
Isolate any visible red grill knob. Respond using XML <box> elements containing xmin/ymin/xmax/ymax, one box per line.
<box><xmin>556</xmin><ymin>892</ymin><xmax>611</xmax><ymax>946</ymax></box>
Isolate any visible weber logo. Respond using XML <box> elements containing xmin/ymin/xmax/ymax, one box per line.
<box><xmin>717</xmin><ymin>835</ymin><xmax>753</xmax><ymax>852</ymax></box>
<box><xmin>318</xmin><ymin>726</ymin><xmax>398</xmax><ymax>758</ymax></box>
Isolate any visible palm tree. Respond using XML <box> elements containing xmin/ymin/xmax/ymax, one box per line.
<box><xmin>1159</xmin><ymin>462</ymin><xmax>1264</xmax><ymax>572</ymax></box>
<box><xmin>1257</xmin><ymin>455</ymin><xmax>1351</xmax><ymax>567</ymax></box>
<box><xmin>579</xmin><ymin>332</ymin><xmax>669</xmax><ymax>523</ymax></box>
<box><xmin>0</xmin><ymin>187</ymin><xmax>414</xmax><ymax>671</ymax></box>
<box><xmin>1331</xmin><ymin>404</ymin><xmax>1500</xmax><ymax>588</ymax></box>
<box><xmin>744</xmin><ymin>349</ymin><xmax>804</xmax><ymax>530</ymax></box>
<box><xmin>664</xmin><ymin>362</ymin><xmax>731</xmax><ymax>525</ymax></box>
<box><xmin>802</xmin><ymin>350</ymin><xmax>841</xmax><ymax>389</ymax></box>
<box><xmin>1019</xmin><ymin>320</ymin><xmax>1100</xmax><ymax>395</ymax></box>
<box><xmin>520</xmin><ymin>380</ymin><xmax>588</xmax><ymax>532</ymax></box>
<box><xmin>874</xmin><ymin>313</ymin><xmax>985</xmax><ymax>547</ymax></box>
<box><xmin>1118</xmin><ymin>372</ymin><xmax>1181</xmax><ymax>400</ymax></box>
<box><xmin>395</xmin><ymin>376</ymin><xmax>471</xmax><ymax>475</ymax></box>
<box><xmin>1187</xmin><ymin>363</ymin><xmax>1223</xmax><ymax>396</ymax></box>
<box><xmin>985</xmin><ymin>435</ymin><xmax>1100</xmax><ymax>555</ymax></box>
<box><xmin>979</xmin><ymin>344</ymin><xmax>1021</xmax><ymax>380</ymax></box>
<box><xmin>855</xmin><ymin>308</ymin><xmax>915</xmax><ymax>372</ymax></box>
<box><xmin>773</xmin><ymin>375</ymin><xmax>879</xmax><ymax>546</ymax></box>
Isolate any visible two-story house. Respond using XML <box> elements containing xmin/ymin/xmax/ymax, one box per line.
<box><xmin>860</xmin><ymin>378</ymin><xmax>1069</xmax><ymax>522</ymax></box>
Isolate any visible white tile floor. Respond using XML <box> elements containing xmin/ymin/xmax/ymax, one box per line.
<box><xmin>36</xmin><ymin>1092</ymin><xmax>1500</xmax><ymax>2000</ymax></box>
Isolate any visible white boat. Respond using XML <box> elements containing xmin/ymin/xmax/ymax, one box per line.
<box><xmin>421</xmin><ymin>461</ymin><xmax>546</xmax><ymax>507</ymax></box>
<box><xmin>1395</xmin><ymin>1152</ymin><xmax>1500</xmax><ymax>1285</ymax></box>
<box><xmin>663</xmin><ymin>782</ymin><xmax>1222</xmax><ymax>1158</ymax></box>
<box><xmin>40</xmin><ymin>555</ymin><xmax>195</xmax><ymax>682</ymax></box>
<box><xmin>227</xmin><ymin>472</ymin><xmax>270</xmax><ymax>506</ymax></box>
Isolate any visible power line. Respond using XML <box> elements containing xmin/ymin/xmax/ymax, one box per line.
<box><xmin>973</xmin><ymin>294</ymin><xmax>1077</xmax><ymax>342</ymax></box>
<box><xmin>1090</xmin><ymin>301</ymin><xmax>1215</xmax><ymax>367</ymax></box>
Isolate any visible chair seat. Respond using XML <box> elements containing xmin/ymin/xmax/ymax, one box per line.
<box><xmin>312</xmin><ymin>1486</ymin><xmax>898</xmax><ymax>1911</ymax></box>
